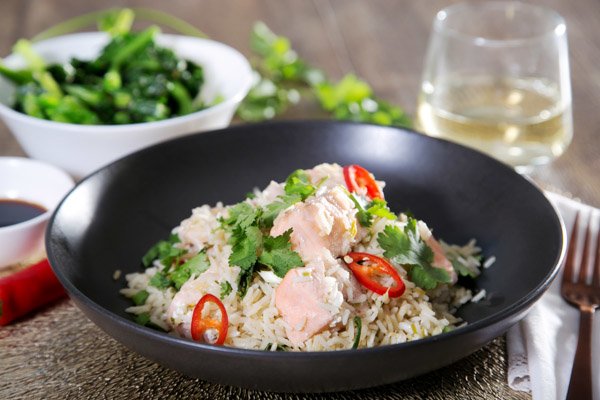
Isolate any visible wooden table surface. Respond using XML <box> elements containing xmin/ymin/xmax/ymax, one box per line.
<box><xmin>1</xmin><ymin>0</ymin><xmax>598</xmax><ymax>398</ymax></box>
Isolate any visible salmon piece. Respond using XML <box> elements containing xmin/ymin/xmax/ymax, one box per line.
<box><xmin>416</xmin><ymin>221</ymin><xmax>457</xmax><ymax>283</ymax></box>
<box><xmin>426</xmin><ymin>236</ymin><xmax>458</xmax><ymax>284</ymax></box>
<box><xmin>306</xmin><ymin>163</ymin><xmax>346</xmax><ymax>191</ymax></box>
<box><xmin>272</xmin><ymin>187</ymin><xmax>365</xmax><ymax>344</ymax></box>
<box><xmin>275</xmin><ymin>263</ymin><xmax>338</xmax><ymax>345</ymax></box>
<box><xmin>270</xmin><ymin>186</ymin><xmax>357</xmax><ymax>263</ymax></box>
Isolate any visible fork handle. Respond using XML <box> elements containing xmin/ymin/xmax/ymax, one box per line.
<box><xmin>566</xmin><ymin>307</ymin><xmax>594</xmax><ymax>400</ymax></box>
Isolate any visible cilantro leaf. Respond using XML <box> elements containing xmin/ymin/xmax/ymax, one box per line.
<box><xmin>377</xmin><ymin>219</ymin><xmax>451</xmax><ymax>290</ymax></box>
<box><xmin>220</xmin><ymin>281</ymin><xmax>233</xmax><ymax>299</ymax></box>
<box><xmin>170</xmin><ymin>251</ymin><xmax>210</xmax><ymax>290</ymax></box>
<box><xmin>141</xmin><ymin>233</ymin><xmax>182</xmax><ymax>267</ymax></box>
<box><xmin>284</xmin><ymin>169</ymin><xmax>316</xmax><ymax>200</ymax></box>
<box><xmin>450</xmin><ymin>258</ymin><xmax>479</xmax><ymax>278</ymax></box>
<box><xmin>260</xmin><ymin>193</ymin><xmax>301</xmax><ymax>228</ymax></box>
<box><xmin>135</xmin><ymin>312</ymin><xmax>151</xmax><ymax>326</ymax></box>
<box><xmin>131</xmin><ymin>290</ymin><xmax>149</xmax><ymax>306</ymax></box>
<box><xmin>366</xmin><ymin>199</ymin><xmax>396</xmax><ymax>220</ymax></box>
<box><xmin>237</xmin><ymin>268</ymin><xmax>255</xmax><ymax>298</ymax></box>
<box><xmin>149</xmin><ymin>271</ymin><xmax>172</xmax><ymax>289</ymax></box>
<box><xmin>349</xmin><ymin>195</ymin><xmax>396</xmax><ymax>228</ymax></box>
<box><xmin>258</xmin><ymin>229</ymin><xmax>303</xmax><ymax>277</ymax></box>
<box><xmin>229</xmin><ymin>225</ymin><xmax>262</xmax><ymax>270</ymax></box>
<box><xmin>349</xmin><ymin>194</ymin><xmax>373</xmax><ymax>227</ymax></box>
<box><xmin>410</xmin><ymin>264</ymin><xmax>451</xmax><ymax>290</ymax></box>
<box><xmin>223</xmin><ymin>202</ymin><xmax>260</xmax><ymax>230</ymax></box>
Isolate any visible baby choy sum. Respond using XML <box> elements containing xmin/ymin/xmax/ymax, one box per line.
<box><xmin>0</xmin><ymin>8</ymin><xmax>207</xmax><ymax>125</ymax></box>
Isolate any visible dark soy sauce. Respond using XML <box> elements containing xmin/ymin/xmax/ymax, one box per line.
<box><xmin>0</xmin><ymin>199</ymin><xmax>47</xmax><ymax>227</ymax></box>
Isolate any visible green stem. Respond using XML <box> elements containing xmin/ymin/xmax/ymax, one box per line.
<box><xmin>31</xmin><ymin>8</ymin><xmax>208</xmax><ymax>43</ymax></box>
<box><xmin>111</xmin><ymin>25</ymin><xmax>159</xmax><ymax>70</ymax></box>
<box><xmin>131</xmin><ymin>8</ymin><xmax>208</xmax><ymax>38</ymax></box>
<box><xmin>0</xmin><ymin>61</ymin><xmax>33</xmax><ymax>84</ymax></box>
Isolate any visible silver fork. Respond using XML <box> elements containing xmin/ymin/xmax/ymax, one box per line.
<box><xmin>561</xmin><ymin>211</ymin><xmax>600</xmax><ymax>400</ymax></box>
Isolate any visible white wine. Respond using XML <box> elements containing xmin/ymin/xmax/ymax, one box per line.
<box><xmin>416</xmin><ymin>77</ymin><xmax>572</xmax><ymax>171</ymax></box>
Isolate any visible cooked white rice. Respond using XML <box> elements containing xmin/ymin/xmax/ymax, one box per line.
<box><xmin>121</xmin><ymin>165</ymin><xmax>484</xmax><ymax>351</ymax></box>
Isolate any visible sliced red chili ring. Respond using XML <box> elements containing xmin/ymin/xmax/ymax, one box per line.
<box><xmin>343</xmin><ymin>164</ymin><xmax>383</xmax><ymax>200</ymax></box>
<box><xmin>344</xmin><ymin>252</ymin><xmax>405</xmax><ymax>298</ymax></box>
<box><xmin>191</xmin><ymin>293</ymin><xmax>228</xmax><ymax>345</ymax></box>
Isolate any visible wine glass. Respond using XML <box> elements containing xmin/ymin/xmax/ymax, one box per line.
<box><xmin>416</xmin><ymin>1</ymin><xmax>572</xmax><ymax>173</ymax></box>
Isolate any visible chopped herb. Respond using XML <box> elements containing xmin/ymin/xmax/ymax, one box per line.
<box><xmin>260</xmin><ymin>193</ymin><xmax>301</xmax><ymax>228</ymax></box>
<box><xmin>377</xmin><ymin>219</ymin><xmax>451</xmax><ymax>290</ymax></box>
<box><xmin>284</xmin><ymin>169</ymin><xmax>316</xmax><ymax>200</ymax></box>
<box><xmin>352</xmin><ymin>316</ymin><xmax>362</xmax><ymax>349</ymax></box>
<box><xmin>220</xmin><ymin>281</ymin><xmax>233</xmax><ymax>299</ymax></box>
<box><xmin>220</xmin><ymin>192</ymin><xmax>304</xmax><ymax>297</ymax></box>
<box><xmin>442</xmin><ymin>325</ymin><xmax>454</xmax><ymax>334</ymax></box>
<box><xmin>149</xmin><ymin>271</ymin><xmax>172</xmax><ymax>289</ymax></box>
<box><xmin>131</xmin><ymin>290</ymin><xmax>149</xmax><ymax>306</ymax></box>
<box><xmin>222</xmin><ymin>202</ymin><xmax>260</xmax><ymax>231</ymax></box>
<box><xmin>349</xmin><ymin>194</ymin><xmax>396</xmax><ymax>228</ymax></box>
<box><xmin>264</xmin><ymin>343</ymin><xmax>290</xmax><ymax>351</ymax></box>
<box><xmin>245</xmin><ymin>192</ymin><xmax>257</xmax><ymax>199</ymax></box>
<box><xmin>237</xmin><ymin>268</ymin><xmax>255</xmax><ymax>298</ymax></box>
<box><xmin>141</xmin><ymin>233</ymin><xmax>184</xmax><ymax>268</ymax></box>
<box><xmin>229</xmin><ymin>225</ymin><xmax>262</xmax><ymax>270</ymax></box>
<box><xmin>258</xmin><ymin>229</ymin><xmax>303</xmax><ymax>278</ymax></box>
<box><xmin>134</xmin><ymin>312</ymin><xmax>151</xmax><ymax>326</ymax></box>
<box><xmin>449</xmin><ymin>257</ymin><xmax>479</xmax><ymax>278</ymax></box>
<box><xmin>366</xmin><ymin>199</ymin><xmax>397</xmax><ymax>220</ymax></box>
<box><xmin>170</xmin><ymin>251</ymin><xmax>210</xmax><ymax>290</ymax></box>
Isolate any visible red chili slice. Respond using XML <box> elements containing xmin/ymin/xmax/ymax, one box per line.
<box><xmin>343</xmin><ymin>164</ymin><xmax>383</xmax><ymax>200</ymax></box>
<box><xmin>191</xmin><ymin>293</ymin><xmax>228</xmax><ymax>345</ymax></box>
<box><xmin>344</xmin><ymin>252</ymin><xmax>405</xmax><ymax>298</ymax></box>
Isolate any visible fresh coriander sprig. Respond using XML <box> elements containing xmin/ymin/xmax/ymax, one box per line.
<box><xmin>377</xmin><ymin>218</ymin><xmax>451</xmax><ymax>290</ymax></box>
<box><xmin>238</xmin><ymin>22</ymin><xmax>411</xmax><ymax>128</ymax></box>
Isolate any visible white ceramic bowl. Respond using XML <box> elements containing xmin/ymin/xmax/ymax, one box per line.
<box><xmin>0</xmin><ymin>157</ymin><xmax>74</xmax><ymax>268</ymax></box>
<box><xmin>0</xmin><ymin>32</ymin><xmax>253</xmax><ymax>178</ymax></box>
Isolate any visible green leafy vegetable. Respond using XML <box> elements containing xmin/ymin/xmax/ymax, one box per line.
<box><xmin>260</xmin><ymin>193</ymin><xmax>301</xmax><ymax>229</ymax></box>
<box><xmin>349</xmin><ymin>194</ymin><xmax>396</xmax><ymax>228</ymax></box>
<box><xmin>170</xmin><ymin>251</ymin><xmax>210</xmax><ymax>290</ymax></box>
<box><xmin>352</xmin><ymin>316</ymin><xmax>362</xmax><ymax>349</ymax></box>
<box><xmin>2</xmin><ymin>9</ymin><xmax>208</xmax><ymax>125</ymax></box>
<box><xmin>220</xmin><ymin>281</ymin><xmax>233</xmax><ymax>299</ymax></box>
<box><xmin>238</xmin><ymin>22</ymin><xmax>411</xmax><ymax>128</ymax></box>
<box><xmin>149</xmin><ymin>271</ymin><xmax>172</xmax><ymax>289</ymax></box>
<box><xmin>135</xmin><ymin>312</ymin><xmax>151</xmax><ymax>326</ymax></box>
<box><xmin>314</xmin><ymin>75</ymin><xmax>411</xmax><ymax>128</ymax></box>
<box><xmin>141</xmin><ymin>233</ymin><xmax>184</xmax><ymax>268</ymax></box>
<box><xmin>284</xmin><ymin>169</ymin><xmax>317</xmax><ymax>200</ymax></box>
<box><xmin>377</xmin><ymin>219</ymin><xmax>451</xmax><ymax>290</ymax></box>
<box><xmin>258</xmin><ymin>230</ymin><xmax>304</xmax><ymax>277</ymax></box>
<box><xmin>221</xmin><ymin>198</ymin><xmax>304</xmax><ymax>296</ymax></box>
<box><xmin>131</xmin><ymin>290</ymin><xmax>149</xmax><ymax>306</ymax></box>
<box><xmin>229</xmin><ymin>225</ymin><xmax>262</xmax><ymax>270</ymax></box>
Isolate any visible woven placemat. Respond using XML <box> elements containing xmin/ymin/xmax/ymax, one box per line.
<box><xmin>0</xmin><ymin>299</ymin><xmax>530</xmax><ymax>400</ymax></box>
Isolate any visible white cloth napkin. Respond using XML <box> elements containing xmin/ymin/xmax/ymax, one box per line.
<box><xmin>507</xmin><ymin>192</ymin><xmax>600</xmax><ymax>400</ymax></box>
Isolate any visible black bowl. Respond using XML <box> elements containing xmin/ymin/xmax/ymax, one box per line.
<box><xmin>47</xmin><ymin>120</ymin><xmax>564</xmax><ymax>392</ymax></box>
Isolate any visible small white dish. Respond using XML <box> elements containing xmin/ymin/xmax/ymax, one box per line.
<box><xmin>0</xmin><ymin>32</ymin><xmax>253</xmax><ymax>178</ymax></box>
<box><xmin>0</xmin><ymin>157</ymin><xmax>74</xmax><ymax>268</ymax></box>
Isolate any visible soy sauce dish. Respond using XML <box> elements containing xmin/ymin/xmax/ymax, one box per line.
<box><xmin>0</xmin><ymin>157</ymin><xmax>73</xmax><ymax>268</ymax></box>
<box><xmin>46</xmin><ymin>121</ymin><xmax>564</xmax><ymax>392</ymax></box>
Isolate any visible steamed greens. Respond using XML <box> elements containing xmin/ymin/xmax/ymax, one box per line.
<box><xmin>0</xmin><ymin>9</ymin><xmax>206</xmax><ymax>125</ymax></box>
